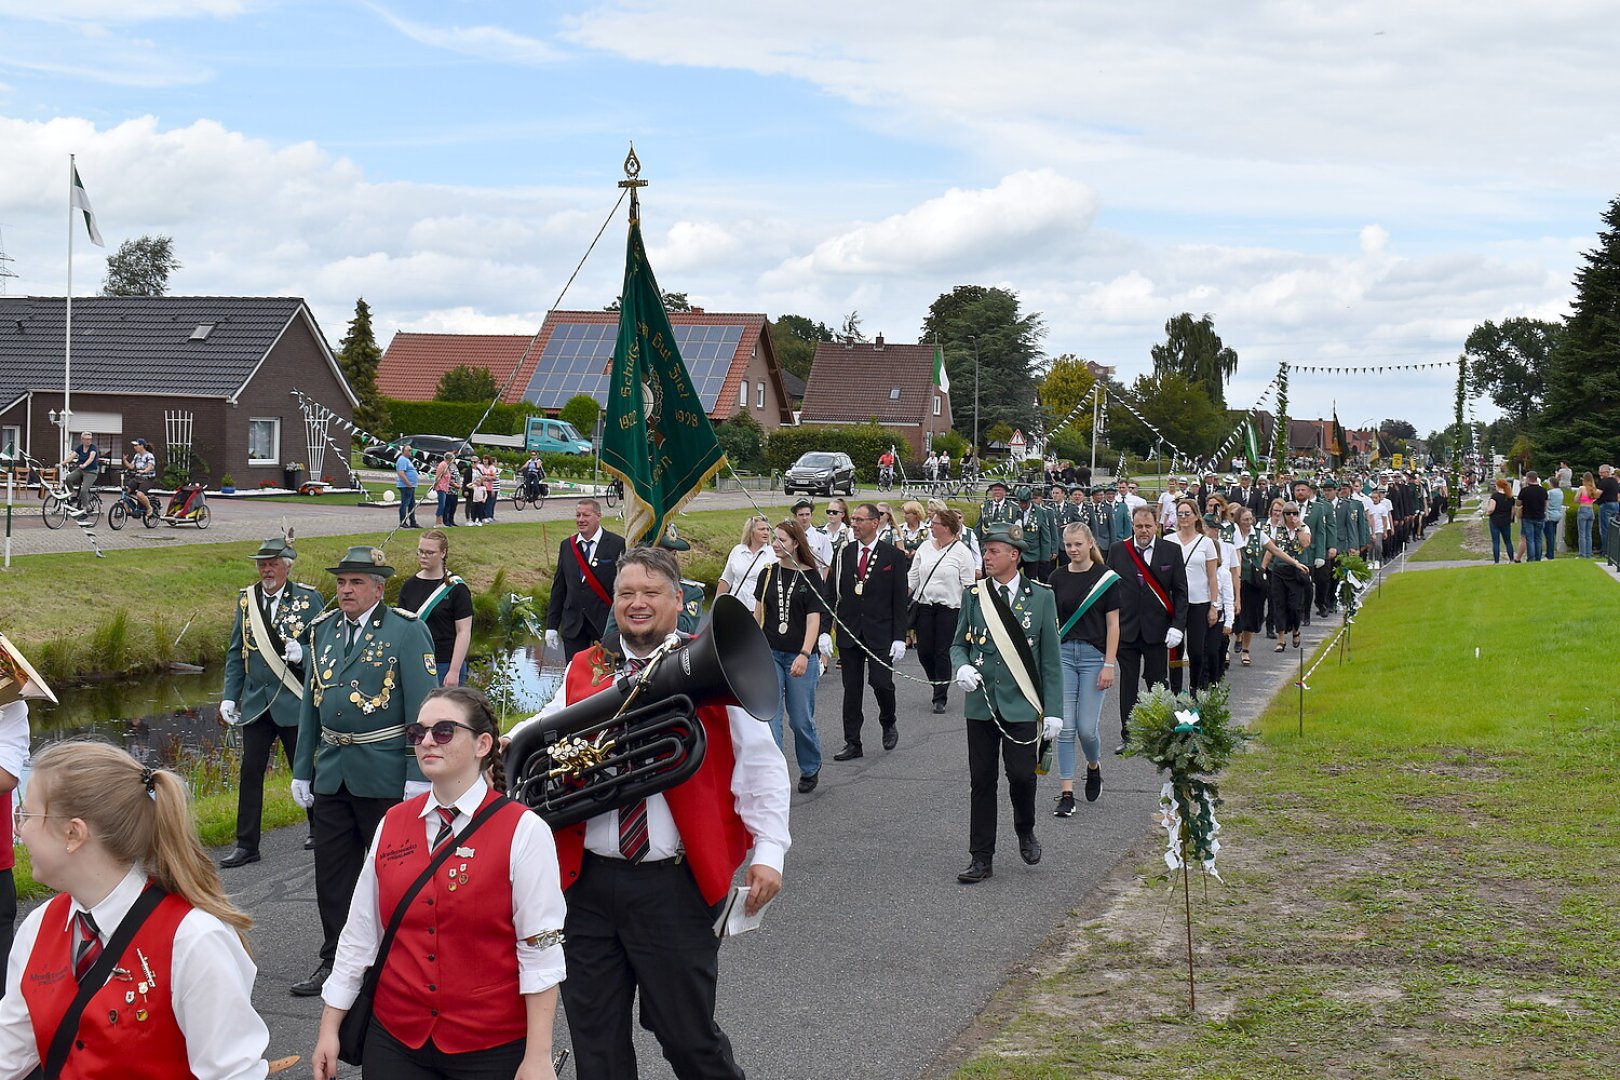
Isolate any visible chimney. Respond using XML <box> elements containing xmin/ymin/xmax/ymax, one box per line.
<box><xmin>873</xmin><ymin>333</ymin><xmax>884</xmax><ymax>350</ymax></box>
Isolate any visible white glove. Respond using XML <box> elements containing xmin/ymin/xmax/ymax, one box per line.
<box><xmin>290</xmin><ymin>778</ymin><xmax>314</xmax><ymax>809</ymax></box>
<box><xmin>283</xmin><ymin>640</ymin><xmax>303</xmax><ymax>665</ymax></box>
<box><xmin>1165</xmin><ymin>627</ymin><xmax>1184</xmax><ymax>651</ymax></box>
<box><xmin>1042</xmin><ymin>716</ymin><xmax>1062</xmax><ymax>741</ymax></box>
<box><xmin>817</xmin><ymin>633</ymin><xmax>833</xmax><ymax>659</ymax></box>
<box><xmin>218</xmin><ymin>700</ymin><xmax>241</xmax><ymax>725</ymax></box>
<box><xmin>404</xmin><ymin>780</ymin><xmax>433</xmax><ymax>800</ymax></box>
<box><xmin>955</xmin><ymin>664</ymin><xmax>982</xmax><ymax>692</ymax></box>
<box><xmin>545</xmin><ymin>629</ymin><xmax>560</xmax><ymax>650</ymax></box>
<box><xmin>888</xmin><ymin>640</ymin><xmax>906</xmax><ymax>663</ymax></box>
<box><xmin>1314</xmin><ymin>558</ymin><xmax>1325</xmax><ymax>568</ymax></box>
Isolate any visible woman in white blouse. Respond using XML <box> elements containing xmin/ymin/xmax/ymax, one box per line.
<box><xmin>716</xmin><ymin>516</ymin><xmax>777</xmax><ymax>607</ymax></box>
<box><xmin>1170</xmin><ymin>499</ymin><xmax>1221</xmax><ymax>694</ymax></box>
<box><xmin>907</xmin><ymin>507</ymin><xmax>980</xmax><ymax>714</ymax></box>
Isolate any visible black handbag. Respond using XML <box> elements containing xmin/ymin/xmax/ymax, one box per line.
<box><xmin>337</xmin><ymin>795</ymin><xmax>514</xmax><ymax>1065</ymax></box>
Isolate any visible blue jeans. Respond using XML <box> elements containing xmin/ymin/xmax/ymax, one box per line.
<box><xmin>1489</xmin><ymin>521</ymin><xmax>1512</xmax><ymax>563</ymax></box>
<box><xmin>1579</xmin><ymin>505</ymin><xmax>1594</xmax><ymax>557</ymax></box>
<box><xmin>1522</xmin><ymin>520</ymin><xmax>1544</xmax><ymax>562</ymax></box>
<box><xmin>397</xmin><ymin>484</ymin><xmax>417</xmax><ymax>525</ymax></box>
<box><xmin>1058</xmin><ymin>640</ymin><xmax>1108</xmax><ymax>778</ymax></box>
<box><xmin>1542</xmin><ymin>519</ymin><xmax>1559</xmax><ymax>559</ymax></box>
<box><xmin>769</xmin><ymin>649</ymin><xmax>822</xmax><ymax>777</ymax></box>
<box><xmin>435</xmin><ymin>660</ymin><xmax>469</xmax><ymax>687</ymax></box>
<box><xmin>1599</xmin><ymin>502</ymin><xmax>1618</xmax><ymax>553</ymax></box>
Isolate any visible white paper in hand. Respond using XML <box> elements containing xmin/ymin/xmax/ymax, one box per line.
<box><xmin>712</xmin><ymin>885</ymin><xmax>773</xmax><ymax>938</ymax></box>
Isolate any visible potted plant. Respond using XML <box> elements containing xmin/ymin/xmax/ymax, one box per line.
<box><xmin>220</xmin><ymin>473</ymin><xmax>236</xmax><ymax>494</ymax></box>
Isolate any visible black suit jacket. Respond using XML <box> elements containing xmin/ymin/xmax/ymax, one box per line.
<box><xmin>1105</xmin><ymin>538</ymin><xmax>1190</xmax><ymax>646</ymax></box>
<box><xmin>827</xmin><ymin>538</ymin><xmax>909</xmax><ymax>645</ymax></box>
<box><xmin>1229</xmin><ymin>485</ymin><xmax>1269</xmax><ymax>517</ymax></box>
<box><xmin>545</xmin><ymin>529</ymin><xmax>627</xmax><ymax>641</ymax></box>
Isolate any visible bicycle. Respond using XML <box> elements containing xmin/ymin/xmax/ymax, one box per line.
<box><xmin>107</xmin><ymin>485</ymin><xmax>161</xmax><ymax>530</ymax></box>
<box><xmin>603</xmin><ymin>476</ymin><xmax>623</xmax><ymax>509</ymax></box>
<box><xmin>877</xmin><ymin>465</ymin><xmax>895</xmax><ymax>492</ymax></box>
<box><xmin>512</xmin><ymin>473</ymin><xmax>549</xmax><ymax>511</ymax></box>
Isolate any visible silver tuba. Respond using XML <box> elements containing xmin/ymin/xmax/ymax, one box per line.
<box><xmin>506</xmin><ymin>594</ymin><xmax>777</xmax><ymax>827</ymax></box>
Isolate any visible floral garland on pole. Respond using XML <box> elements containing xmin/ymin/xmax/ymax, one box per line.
<box><xmin>1124</xmin><ymin>680</ymin><xmax>1251</xmax><ymax>1010</ymax></box>
<box><xmin>1450</xmin><ymin>355</ymin><xmax>1467</xmax><ymax>522</ymax></box>
<box><xmin>1333</xmin><ymin>552</ymin><xmax>1373</xmax><ymax>620</ymax></box>
<box><xmin>1271</xmin><ymin>362</ymin><xmax>1290</xmax><ymax>476</ymax></box>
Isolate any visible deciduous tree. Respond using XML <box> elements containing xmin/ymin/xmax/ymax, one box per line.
<box><xmin>559</xmin><ymin>394</ymin><xmax>601</xmax><ymax>436</ymax></box>
<box><xmin>1039</xmin><ymin>354</ymin><xmax>1098</xmax><ymax>438</ymax></box>
<box><xmin>435</xmin><ymin>365</ymin><xmax>499</xmax><ymax>403</ymax></box>
<box><xmin>1464</xmin><ymin>317</ymin><xmax>1560</xmax><ymax>430</ymax></box>
<box><xmin>768</xmin><ymin>314</ymin><xmax>834</xmax><ymax>381</ymax></box>
<box><xmin>1150</xmin><ymin>313</ymin><xmax>1238</xmax><ymax>407</ymax></box>
<box><xmin>1106</xmin><ymin>372</ymin><xmax>1226</xmax><ymax>458</ymax></box>
<box><xmin>921</xmin><ymin>286</ymin><xmax>1044</xmax><ymax>445</ymax></box>
<box><xmin>102</xmin><ymin>235</ymin><xmax>181</xmax><ymax>296</ymax></box>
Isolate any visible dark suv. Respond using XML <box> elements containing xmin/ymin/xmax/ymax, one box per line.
<box><xmin>362</xmin><ymin>434</ymin><xmax>476</xmax><ymax>470</ymax></box>
<box><xmin>784</xmin><ymin>451</ymin><xmax>857</xmax><ymax>496</ymax></box>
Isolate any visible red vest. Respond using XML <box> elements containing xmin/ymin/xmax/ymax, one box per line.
<box><xmin>554</xmin><ymin>646</ymin><xmax>750</xmax><ymax>905</ymax></box>
<box><xmin>21</xmin><ymin>888</ymin><xmax>195</xmax><ymax>1080</ymax></box>
<box><xmin>372</xmin><ymin>788</ymin><xmax>529</xmax><ymax>1054</ymax></box>
<box><xmin>0</xmin><ymin>792</ymin><xmax>13</xmax><ymax>872</ymax></box>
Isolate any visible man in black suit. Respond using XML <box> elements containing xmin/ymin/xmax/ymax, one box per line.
<box><xmin>544</xmin><ymin>498</ymin><xmax>626</xmax><ymax>659</ymax></box>
<box><xmin>821</xmin><ymin>502</ymin><xmax>910</xmax><ymax>759</ymax></box>
<box><xmin>1105</xmin><ymin>505</ymin><xmax>1189</xmax><ymax>755</ymax></box>
<box><xmin>1228</xmin><ymin>472</ymin><xmax>1268</xmax><ymax>517</ymax></box>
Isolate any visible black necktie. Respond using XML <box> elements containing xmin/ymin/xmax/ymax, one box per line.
<box><xmin>345</xmin><ymin>622</ymin><xmax>361</xmax><ymax>656</ymax></box>
<box><xmin>618</xmin><ymin>657</ymin><xmax>651</xmax><ymax>863</ymax></box>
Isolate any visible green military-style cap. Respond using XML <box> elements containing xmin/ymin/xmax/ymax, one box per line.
<box><xmin>249</xmin><ymin>536</ymin><xmax>296</xmax><ymax>561</ymax></box>
<box><xmin>326</xmin><ymin>545</ymin><xmax>395</xmax><ymax>578</ymax></box>
<box><xmin>980</xmin><ymin>521</ymin><xmax>1033</xmax><ymax>556</ymax></box>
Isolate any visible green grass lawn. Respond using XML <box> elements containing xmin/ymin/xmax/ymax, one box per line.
<box><xmin>956</xmin><ymin>558</ymin><xmax>1620</xmax><ymax>1079</ymax></box>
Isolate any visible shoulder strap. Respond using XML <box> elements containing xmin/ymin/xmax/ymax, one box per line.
<box><xmin>1058</xmin><ymin>569</ymin><xmax>1120</xmax><ymax>638</ymax></box>
<box><xmin>908</xmin><ymin>539</ymin><xmax>959</xmax><ymax>605</ymax></box>
<box><xmin>975</xmin><ymin>580</ymin><xmax>1043</xmax><ymax>716</ymax></box>
<box><xmin>414</xmin><ymin>575</ymin><xmax>465</xmax><ymax>621</ymax></box>
<box><xmin>245</xmin><ymin>589</ymin><xmax>303</xmax><ymax>699</ymax></box>
<box><xmin>570</xmin><ymin>537</ymin><xmax>613</xmax><ymax>607</ymax></box>
<box><xmin>43</xmin><ymin>885</ymin><xmax>170</xmax><ymax>1080</ymax></box>
<box><xmin>360</xmin><ymin>796</ymin><xmax>514</xmax><ymax>1001</ymax></box>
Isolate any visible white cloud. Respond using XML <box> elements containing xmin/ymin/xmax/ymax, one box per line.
<box><xmin>0</xmin><ymin>0</ymin><xmax>247</xmax><ymax>22</ymax></box>
<box><xmin>362</xmin><ymin>2</ymin><xmax>563</xmax><ymax>65</ymax></box>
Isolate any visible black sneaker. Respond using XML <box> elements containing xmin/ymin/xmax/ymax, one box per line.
<box><xmin>1053</xmin><ymin>792</ymin><xmax>1076</xmax><ymax>817</ymax></box>
<box><xmin>1084</xmin><ymin>765</ymin><xmax>1102</xmax><ymax>802</ymax></box>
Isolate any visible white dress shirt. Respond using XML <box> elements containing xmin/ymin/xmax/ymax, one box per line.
<box><xmin>324</xmin><ymin>776</ymin><xmax>567</xmax><ymax>1009</ymax></box>
<box><xmin>803</xmin><ymin>527</ymin><xmax>834</xmax><ymax>576</ymax></box>
<box><xmin>0</xmin><ymin>866</ymin><xmax>269</xmax><ymax>1080</ymax></box>
<box><xmin>508</xmin><ymin>641</ymin><xmax>791</xmax><ymax>873</ymax></box>
<box><xmin>719</xmin><ymin>544</ymin><xmax>777</xmax><ymax>606</ymax></box>
<box><xmin>908</xmin><ymin>538</ymin><xmax>978</xmax><ymax>607</ymax></box>
<box><xmin>0</xmin><ymin>701</ymin><xmax>29</xmax><ymax>782</ymax></box>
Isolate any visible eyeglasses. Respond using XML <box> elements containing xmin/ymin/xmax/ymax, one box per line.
<box><xmin>13</xmin><ymin>806</ymin><xmax>61</xmax><ymax>831</ymax></box>
<box><xmin>1285</xmin><ymin>511</ymin><xmax>1300</xmax><ymax>516</ymax></box>
<box><xmin>405</xmin><ymin>721</ymin><xmax>478</xmax><ymax>746</ymax></box>
<box><xmin>826</xmin><ymin>510</ymin><xmax>843</xmax><ymax>516</ymax></box>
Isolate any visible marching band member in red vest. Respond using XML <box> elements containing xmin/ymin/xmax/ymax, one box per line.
<box><xmin>0</xmin><ymin>742</ymin><xmax>269</xmax><ymax>1079</ymax></box>
<box><xmin>507</xmin><ymin>545</ymin><xmax>791</xmax><ymax>1080</ymax></box>
<box><xmin>312</xmin><ymin>687</ymin><xmax>564</xmax><ymax>1079</ymax></box>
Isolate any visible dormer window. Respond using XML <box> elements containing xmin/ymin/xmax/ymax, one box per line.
<box><xmin>189</xmin><ymin>324</ymin><xmax>214</xmax><ymax>341</ymax></box>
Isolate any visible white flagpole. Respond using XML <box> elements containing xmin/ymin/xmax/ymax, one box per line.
<box><xmin>63</xmin><ymin>154</ymin><xmax>73</xmax><ymax>465</ymax></box>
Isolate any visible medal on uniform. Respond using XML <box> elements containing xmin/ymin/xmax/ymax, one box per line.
<box><xmin>774</xmin><ymin>566</ymin><xmax>790</xmax><ymax>635</ymax></box>
<box><xmin>854</xmin><ymin>582</ymin><xmax>864</xmax><ymax>595</ymax></box>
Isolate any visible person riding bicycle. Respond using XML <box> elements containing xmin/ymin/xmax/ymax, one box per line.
<box><xmin>878</xmin><ymin>447</ymin><xmax>896</xmax><ymax>489</ymax></box>
<box><xmin>59</xmin><ymin>430</ymin><xmax>100</xmax><ymax>513</ymax></box>
<box><xmin>121</xmin><ymin>437</ymin><xmax>158</xmax><ymax>518</ymax></box>
<box><xmin>520</xmin><ymin>449</ymin><xmax>547</xmax><ymax>499</ymax></box>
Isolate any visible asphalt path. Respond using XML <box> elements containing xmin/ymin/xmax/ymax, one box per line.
<box><xmin>215</xmin><ymin>622</ymin><xmax>1322</xmax><ymax>1079</ymax></box>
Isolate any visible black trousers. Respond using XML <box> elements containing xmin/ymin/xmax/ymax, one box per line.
<box><xmin>363</xmin><ymin>1021</ymin><xmax>525</xmax><ymax>1079</ymax></box>
<box><xmin>0</xmin><ymin>867</ymin><xmax>15</xmax><ymax>989</ymax></box>
<box><xmin>966</xmin><ymin>718</ymin><xmax>1037</xmax><ymax>861</ymax></box>
<box><xmin>1270</xmin><ymin>566</ymin><xmax>1307</xmax><ymax>635</ymax></box>
<box><xmin>1169</xmin><ymin>603</ymin><xmax>1212</xmax><ymax>694</ymax></box>
<box><xmin>913</xmin><ymin>603</ymin><xmax>956</xmax><ymax>707</ymax></box>
<box><xmin>840</xmin><ymin>632</ymin><xmax>896</xmax><ymax>748</ymax></box>
<box><xmin>312</xmin><ymin>786</ymin><xmax>397</xmax><ymax>963</ymax></box>
<box><xmin>234</xmin><ymin>712</ymin><xmax>308</xmax><ymax>853</ymax></box>
<box><xmin>1115</xmin><ymin>638</ymin><xmax>1169</xmax><ymax>741</ymax></box>
<box><xmin>561</xmin><ymin>854</ymin><xmax>742</xmax><ymax>1080</ymax></box>
<box><xmin>1312</xmin><ymin>562</ymin><xmax>1335</xmax><ymax>613</ymax></box>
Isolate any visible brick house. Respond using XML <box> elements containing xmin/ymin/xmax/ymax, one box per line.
<box><xmin>0</xmin><ymin>296</ymin><xmax>355</xmax><ymax>489</ymax></box>
<box><xmin>798</xmin><ymin>336</ymin><xmax>954</xmax><ymax>456</ymax></box>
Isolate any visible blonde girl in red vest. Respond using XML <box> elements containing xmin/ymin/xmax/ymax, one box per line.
<box><xmin>0</xmin><ymin>741</ymin><xmax>270</xmax><ymax>1079</ymax></box>
<box><xmin>312</xmin><ymin>687</ymin><xmax>564</xmax><ymax>1080</ymax></box>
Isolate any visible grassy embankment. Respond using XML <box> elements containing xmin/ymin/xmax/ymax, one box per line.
<box><xmin>955</xmin><ymin>557</ymin><xmax>1620</xmax><ymax>1079</ymax></box>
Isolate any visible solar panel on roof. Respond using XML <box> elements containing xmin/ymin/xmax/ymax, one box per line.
<box><xmin>522</xmin><ymin>321</ymin><xmax>748</xmax><ymax>413</ymax></box>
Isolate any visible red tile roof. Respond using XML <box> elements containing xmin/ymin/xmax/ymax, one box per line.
<box><xmin>799</xmin><ymin>339</ymin><xmax>953</xmax><ymax>428</ymax></box>
<box><xmin>376</xmin><ymin>333</ymin><xmax>538</xmax><ymax>403</ymax></box>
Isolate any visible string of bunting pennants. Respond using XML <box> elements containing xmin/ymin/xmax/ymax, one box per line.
<box><xmin>1290</xmin><ymin>359</ymin><xmax>1460</xmax><ymax>374</ymax></box>
<box><xmin>291</xmin><ymin>389</ymin><xmax>384</xmax><ymax>488</ymax></box>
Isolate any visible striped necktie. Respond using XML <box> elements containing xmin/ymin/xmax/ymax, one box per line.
<box><xmin>72</xmin><ymin>910</ymin><xmax>102</xmax><ymax>983</ymax></box>
<box><xmin>617</xmin><ymin>657</ymin><xmax>651</xmax><ymax>863</ymax></box>
<box><xmin>432</xmin><ymin>806</ymin><xmax>456</xmax><ymax>851</ymax></box>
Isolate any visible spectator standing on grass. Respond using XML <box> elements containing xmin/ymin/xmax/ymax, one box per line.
<box><xmin>1558</xmin><ymin>461</ymin><xmax>1573</xmax><ymax>489</ymax></box>
<box><xmin>431</xmin><ymin>454</ymin><xmax>457</xmax><ymax>527</ymax></box>
<box><xmin>395</xmin><ymin>447</ymin><xmax>421</xmax><ymax>530</ymax></box>
<box><xmin>1596</xmin><ymin>465</ymin><xmax>1620</xmax><ymax>552</ymax></box>
<box><xmin>1486</xmin><ymin>478</ymin><xmax>1517</xmax><ymax>564</ymax></box>
<box><xmin>1578</xmin><ymin>473</ymin><xmax>1598</xmax><ymax>558</ymax></box>
<box><xmin>1543</xmin><ymin>475</ymin><xmax>1565</xmax><ymax>560</ymax></box>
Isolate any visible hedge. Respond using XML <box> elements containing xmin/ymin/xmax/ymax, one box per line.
<box><xmin>381</xmin><ymin>399</ymin><xmax>548</xmax><ymax>440</ymax></box>
<box><xmin>765</xmin><ymin>423</ymin><xmax>903</xmax><ymax>483</ymax></box>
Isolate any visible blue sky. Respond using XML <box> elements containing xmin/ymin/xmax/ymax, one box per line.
<box><xmin>4</xmin><ymin>1</ymin><xmax>1618</xmax><ymax>435</ymax></box>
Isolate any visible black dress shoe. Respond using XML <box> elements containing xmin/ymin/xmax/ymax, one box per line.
<box><xmin>1114</xmin><ymin>743</ymin><xmax>1127</xmax><ymax>756</ymax></box>
<box><xmin>304</xmin><ymin>834</ymin><xmax>316</xmax><ymax>850</ymax></box>
<box><xmin>219</xmin><ymin>848</ymin><xmax>260</xmax><ymax>869</ymax></box>
<box><xmin>797</xmin><ymin>772</ymin><xmax>819</xmax><ymax>793</ymax></box>
<box><xmin>932</xmin><ymin>701</ymin><xmax>947</xmax><ymax>714</ymax></box>
<box><xmin>832</xmin><ymin>744</ymin><xmax>863</xmax><ymax>761</ymax></box>
<box><xmin>289</xmin><ymin>963</ymin><xmax>332</xmax><ymax>997</ymax></box>
<box><xmin>957</xmin><ymin>859</ymin><xmax>993</xmax><ymax>884</ymax></box>
<box><xmin>881</xmin><ymin>726</ymin><xmax>898</xmax><ymax>751</ymax></box>
<box><xmin>1019</xmin><ymin>834</ymin><xmax>1042</xmax><ymax>865</ymax></box>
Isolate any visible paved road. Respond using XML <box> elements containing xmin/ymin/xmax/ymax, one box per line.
<box><xmin>215</xmin><ymin>615</ymin><xmax>1326</xmax><ymax>1079</ymax></box>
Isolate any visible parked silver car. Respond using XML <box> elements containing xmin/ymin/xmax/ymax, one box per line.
<box><xmin>784</xmin><ymin>451</ymin><xmax>857</xmax><ymax>496</ymax></box>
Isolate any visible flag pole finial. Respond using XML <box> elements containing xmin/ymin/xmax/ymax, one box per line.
<box><xmin>618</xmin><ymin>143</ymin><xmax>648</xmax><ymax>221</ymax></box>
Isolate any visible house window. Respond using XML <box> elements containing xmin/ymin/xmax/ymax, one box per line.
<box><xmin>933</xmin><ymin>395</ymin><xmax>941</xmax><ymax>417</ymax></box>
<box><xmin>738</xmin><ymin>384</ymin><xmax>748</xmax><ymax>408</ymax></box>
<box><xmin>755</xmin><ymin>381</ymin><xmax>765</xmax><ymax>409</ymax></box>
<box><xmin>889</xmin><ymin>388</ymin><xmax>901</xmax><ymax>401</ymax></box>
<box><xmin>0</xmin><ymin>425</ymin><xmax>18</xmax><ymax>457</ymax></box>
<box><xmin>248</xmin><ymin>418</ymin><xmax>281</xmax><ymax>465</ymax></box>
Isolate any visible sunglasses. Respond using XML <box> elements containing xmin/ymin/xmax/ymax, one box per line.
<box><xmin>405</xmin><ymin>720</ymin><xmax>478</xmax><ymax>746</ymax></box>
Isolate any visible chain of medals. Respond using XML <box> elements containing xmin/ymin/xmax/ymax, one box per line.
<box><xmin>850</xmin><ymin>544</ymin><xmax>875</xmax><ymax>597</ymax></box>
<box><xmin>309</xmin><ymin>631</ymin><xmax>398</xmax><ymax>712</ymax></box>
<box><xmin>239</xmin><ymin>589</ymin><xmax>312</xmax><ymax>661</ymax></box>
<box><xmin>772</xmin><ymin>564</ymin><xmax>794</xmax><ymax>636</ymax></box>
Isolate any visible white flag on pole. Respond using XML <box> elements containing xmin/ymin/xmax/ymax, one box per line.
<box><xmin>70</xmin><ymin>164</ymin><xmax>104</xmax><ymax>247</ymax></box>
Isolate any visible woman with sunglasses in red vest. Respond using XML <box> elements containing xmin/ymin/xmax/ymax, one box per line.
<box><xmin>0</xmin><ymin>741</ymin><xmax>269</xmax><ymax>1078</ymax></box>
<box><xmin>312</xmin><ymin>687</ymin><xmax>564</xmax><ymax>1080</ymax></box>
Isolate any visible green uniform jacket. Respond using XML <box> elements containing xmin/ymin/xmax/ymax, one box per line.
<box><xmin>1302</xmin><ymin>498</ymin><xmax>1336</xmax><ymax>562</ymax></box>
<box><xmin>222</xmin><ymin>581</ymin><xmax>324</xmax><ymax>728</ymax></box>
<box><xmin>949</xmin><ymin>577</ymin><xmax>1063</xmax><ymax>725</ymax></box>
<box><xmin>293</xmin><ymin>604</ymin><xmax>437</xmax><ymax>797</ymax></box>
<box><xmin>977</xmin><ymin>497</ymin><xmax>1018</xmax><ymax>548</ymax></box>
<box><xmin>1335</xmin><ymin>498</ymin><xmax>1370</xmax><ymax>550</ymax></box>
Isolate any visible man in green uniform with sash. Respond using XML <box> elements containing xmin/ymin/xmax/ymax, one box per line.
<box><xmin>1294</xmin><ymin>479</ymin><xmax>1336</xmax><ymax>621</ymax></box>
<box><xmin>219</xmin><ymin>536</ymin><xmax>323</xmax><ymax>869</ymax></box>
<box><xmin>950</xmin><ymin>522</ymin><xmax>1063</xmax><ymax>884</ymax></box>
<box><xmin>288</xmin><ymin>545</ymin><xmax>437</xmax><ymax>997</ymax></box>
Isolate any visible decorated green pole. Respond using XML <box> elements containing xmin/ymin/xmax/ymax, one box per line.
<box><xmin>1450</xmin><ymin>354</ymin><xmax>1467</xmax><ymax>523</ymax></box>
<box><xmin>1271</xmin><ymin>362</ymin><xmax>1290</xmax><ymax>477</ymax></box>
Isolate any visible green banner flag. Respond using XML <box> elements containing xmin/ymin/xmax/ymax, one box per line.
<box><xmin>1243</xmin><ymin>419</ymin><xmax>1260</xmax><ymax>470</ymax></box>
<box><xmin>601</xmin><ymin>214</ymin><xmax>727</xmax><ymax>545</ymax></box>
